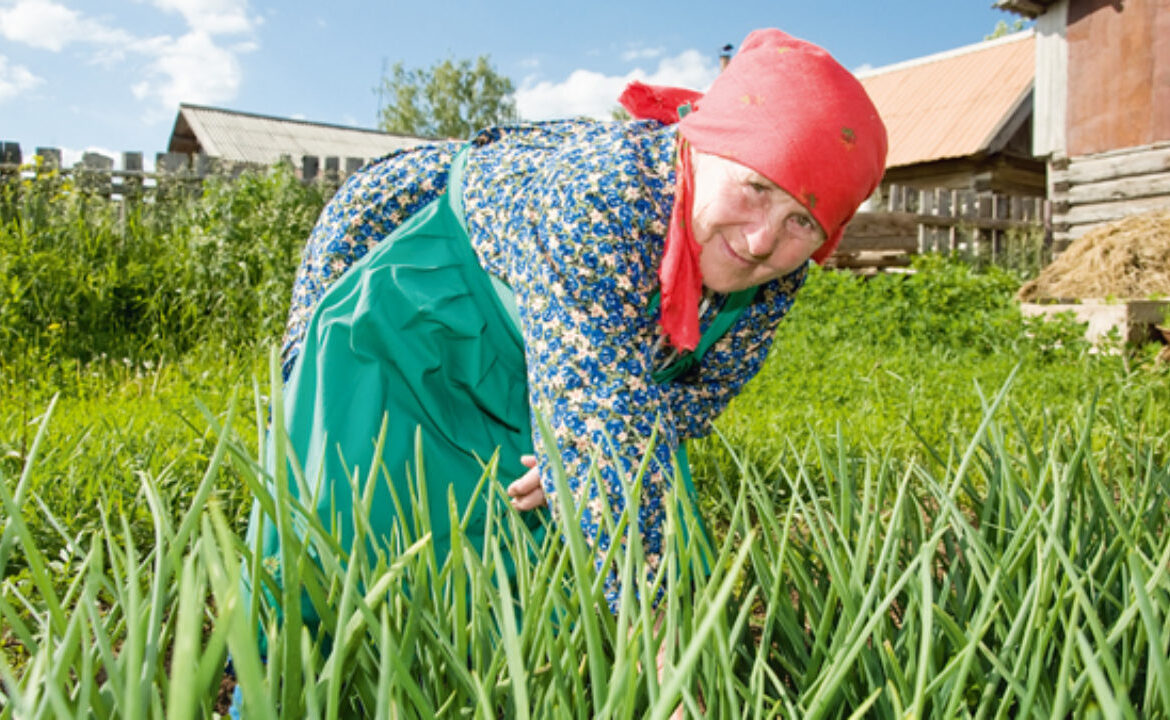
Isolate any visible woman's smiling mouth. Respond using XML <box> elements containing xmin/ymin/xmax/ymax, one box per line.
<box><xmin>719</xmin><ymin>234</ymin><xmax>756</xmax><ymax>268</ymax></box>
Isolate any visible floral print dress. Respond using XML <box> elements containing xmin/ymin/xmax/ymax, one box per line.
<box><xmin>280</xmin><ymin>119</ymin><xmax>806</xmax><ymax>608</ymax></box>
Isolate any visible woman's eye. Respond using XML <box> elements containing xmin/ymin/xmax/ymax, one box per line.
<box><xmin>748</xmin><ymin>181</ymin><xmax>769</xmax><ymax>193</ymax></box>
<box><xmin>788</xmin><ymin>214</ymin><xmax>820</xmax><ymax>238</ymax></box>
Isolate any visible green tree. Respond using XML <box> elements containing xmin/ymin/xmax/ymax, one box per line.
<box><xmin>985</xmin><ymin>18</ymin><xmax>1027</xmax><ymax>40</ymax></box>
<box><xmin>376</xmin><ymin>55</ymin><xmax>519</xmax><ymax>140</ymax></box>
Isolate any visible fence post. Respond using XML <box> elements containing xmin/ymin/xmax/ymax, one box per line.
<box><xmin>0</xmin><ymin>142</ymin><xmax>20</xmax><ymax>192</ymax></box>
<box><xmin>193</xmin><ymin>153</ymin><xmax>213</xmax><ymax>178</ymax></box>
<box><xmin>992</xmin><ymin>194</ymin><xmax>1004</xmax><ymax>262</ymax></box>
<box><xmin>957</xmin><ymin>190</ymin><xmax>975</xmax><ymax>255</ymax></box>
<box><xmin>155</xmin><ymin>152</ymin><xmax>190</xmax><ymax>202</ymax></box>
<box><xmin>122</xmin><ymin>151</ymin><xmax>144</xmax><ymax>201</ymax></box>
<box><xmin>323</xmin><ymin>155</ymin><xmax>340</xmax><ymax>194</ymax></box>
<box><xmin>302</xmin><ymin>155</ymin><xmax>319</xmax><ymax>182</ymax></box>
<box><xmin>917</xmin><ymin>189</ymin><xmax>933</xmax><ymax>255</ymax></box>
<box><xmin>885</xmin><ymin>183</ymin><xmax>900</xmax><ymax>213</ymax></box>
<box><xmin>76</xmin><ymin>151</ymin><xmax>114</xmax><ymax>198</ymax></box>
<box><xmin>943</xmin><ymin>190</ymin><xmax>956</xmax><ymax>253</ymax></box>
<box><xmin>35</xmin><ymin>147</ymin><xmax>61</xmax><ymax>171</ymax></box>
<box><xmin>28</xmin><ymin>147</ymin><xmax>62</xmax><ymax>197</ymax></box>
<box><xmin>0</xmin><ymin>141</ymin><xmax>20</xmax><ymax>166</ymax></box>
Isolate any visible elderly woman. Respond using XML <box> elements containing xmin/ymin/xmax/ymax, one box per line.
<box><xmin>252</xmin><ymin>28</ymin><xmax>886</xmax><ymax>617</ymax></box>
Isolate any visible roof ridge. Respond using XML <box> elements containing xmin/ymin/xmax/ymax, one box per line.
<box><xmin>855</xmin><ymin>29</ymin><xmax>1034</xmax><ymax>79</ymax></box>
<box><xmin>177</xmin><ymin>102</ymin><xmax>431</xmax><ymax>141</ymax></box>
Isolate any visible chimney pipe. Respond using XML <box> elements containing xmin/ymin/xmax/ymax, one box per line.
<box><xmin>718</xmin><ymin>44</ymin><xmax>733</xmax><ymax>71</ymax></box>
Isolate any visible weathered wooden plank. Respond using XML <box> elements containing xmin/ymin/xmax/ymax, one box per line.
<box><xmin>1033</xmin><ymin>3</ymin><xmax>1069</xmax><ymax>157</ymax></box>
<box><xmin>302</xmin><ymin>155</ymin><xmax>319</xmax><ymax>181</ymax></box>
<box><xmin>830</xmin><ymin>251</ymin><xmax>913</xmax><ymax>269</ymax></box>
<box><xmin>1</xmin><ymin>141</ymin><xmax>22</xmax><ymax>165</ymax></box>
<box><xmin>1053</xmin><ymin>142</ymin><xmax>1170</xmax><ymax>184</ymax></box>
<box><xmin>1058</xmin><ymin>194</ymin><xmax>1170</xmax><ymax>227</ymax></box>
<box><xmin>1064</xmin><ymin>170</ymin><xmax>1170</xmax><ymax>205</ymax></box>
<box><xmin>35</xmin><ymin>147</ymin><xmax>61</xmax><ymax>169</ymax></box>
<box><xmin>914</xmin><ymin>214</ymin><xmax>1031</xmax><ymax>232</ymax></box>
<box><xmin>193</xmin><ymin>153</ymin><xmax>213</xmax><ymax>177</ymax></box>
<box><xmin>838</xmin><ymin>235</ymin><xmax>919</xmax><ymax>252</ymax></box>
<box><xmin>156</xmin><ymin>152</ymin><xmax>189</xmax><ymax>173</ymax></box>
<box><xmin>122</xmin><ymin>152</ymin><xmax>143</xmax><ymax>173</ymax></box>
<box><xmin>843</xmin><ymin>212</ymin><xmax>918</xmax><ymax>236</ymax></box>
<box><xmin>121</xmin><ymin>152</ymin><xmax>144</xmax><ymax>199</ymax></box>
<box><xmin>917</xmin><ymin>190</ymin><xmax>935</xmax><ymax>253</ymax></box>
<box><xmin>77</xmin><ymin>152</ymin><xmax>114</xmax><ymax>197</ymax></box>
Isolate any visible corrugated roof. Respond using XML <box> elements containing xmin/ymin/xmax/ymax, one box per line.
<box><xmin>858</xmin><ymin>31</ymin><xmax>1035</xmax><ymax>169</ymax></box>
<box><xmin>169</xmin><ymin>104</ymin><xmax>432</xmax><ymax>165</ymax></box>
<box><xmin>994</xmin><ymin>0</ymin><xmax>1059</xmax><ymax>19</ymax></box>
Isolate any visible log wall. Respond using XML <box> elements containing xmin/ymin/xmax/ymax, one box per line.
<box><xmin>1049</xmin><ymin>140</ymin><xmax>1170</xmax><ymax>247</ymax></box>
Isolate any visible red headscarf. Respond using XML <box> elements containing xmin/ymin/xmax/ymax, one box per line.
<box><xmin>620</xmin><ymin>28</ymin><xmax>888</xmax><ymax>351</ymax></box>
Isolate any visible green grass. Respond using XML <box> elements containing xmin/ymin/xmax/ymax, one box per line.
<box><xmin>2</xmin><ymin>172</ymin><xmax>1170</xmax><ymax>717</ymax></box>
<box><xmin>697</xmin><ymin>259</ymin><xmax>1169</xmax><ymax>486</ymax></box>
<box><xmin>2</xmin><ymin>363</ymin><xmax>1168</xmax><ymax>718</ymax></box>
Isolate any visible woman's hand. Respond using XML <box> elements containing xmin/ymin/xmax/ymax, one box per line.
<box><xmin>507</xmin><ymin>454</ymin><xmax>546</xmax><ymax>511</ymax></box>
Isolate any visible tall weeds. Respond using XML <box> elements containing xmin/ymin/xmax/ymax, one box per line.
<box><xmin>0</xmin><ymin>166</ymin><xmax>324</xmax><ymax>368</ymax></box>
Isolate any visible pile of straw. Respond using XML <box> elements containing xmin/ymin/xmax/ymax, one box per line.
<box><xmin>1017</xmin><ymin>207</ymin><xmax>1170</xmax><ymax>301</ymax></box>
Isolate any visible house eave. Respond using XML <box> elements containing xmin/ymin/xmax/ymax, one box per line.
<box><xmin>994</xmin><ymin>0</ymin><xmax>1060</xmax><ymax>19</ymax></box>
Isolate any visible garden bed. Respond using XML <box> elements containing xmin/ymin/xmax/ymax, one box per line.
<box><xmin>1018</xmin><ymin>298</ymin><xmax>1169</xmax><ymax>344</ymax></box>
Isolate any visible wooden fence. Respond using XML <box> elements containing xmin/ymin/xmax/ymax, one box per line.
<box><xmin>832</xmin><ymin>184</ymin><xmax>1051</xmax><ymax>273</ymax></box>
<box><xmin>0</xmin><ymin>141</ymin><xmax>369</xmax><ymax>200</ymax></box>
<box><xmin>3</xmin><ymin>140</ymin><xmax>1052</xmax><ymax>272</ymax></box>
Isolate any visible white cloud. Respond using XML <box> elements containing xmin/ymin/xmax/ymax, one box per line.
<box><xmin>149</xmin><ymin>0</ymin><xmax>255</xmax><ymax>36</ymax></box>
<box><xmin>130</xmin><ymin>1</ymin><xmax>257</xmax><ymax>115</ymax></box>
<box><xmin>620</xmin><ymin>46</ymin><xmax>664</xmax><ymax>62</ymax></box>
<box><xmin>0</xmin><ymin>0</ymin><xmax>257</xmax><ymax>114</ymax></box>
<box><xmin>0</xmin><ymin>54</ymin><xmax>43</xmax><ymax>101</ymax></box>
<box><xmin>515</xmin><ymin>49</ymin><xmax>719</xmax><ymax>121</ymax></box>
<box><xmin>131</xmin><ymin>31</ymin><xmax>244</xmax><ymax>115</ymax></box>
<box><xmin>0</xmin><ymin>0</ymin><xmax>132</xmax><ymax>51</ymax></box>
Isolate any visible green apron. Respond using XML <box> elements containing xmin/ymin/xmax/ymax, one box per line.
<box><xmin>249</xmin><ymin>145</ymin><xmax>754</xmax><ymax>622</ymax></box>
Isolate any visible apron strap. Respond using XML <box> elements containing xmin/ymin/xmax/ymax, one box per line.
<box><xmin>648</xmin><ymin>287</ymin><xmax>756</xmax><ymax>384</ymax></box>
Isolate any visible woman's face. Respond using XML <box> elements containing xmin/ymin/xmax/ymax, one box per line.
<box><xmin>689</xmin><ymin>150</ymin><xmax>826</xmax><ymax>293</ymax></box>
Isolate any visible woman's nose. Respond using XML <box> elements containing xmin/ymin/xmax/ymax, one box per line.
<box><xmin>744</xmin><ymin>219</ymin><xmax>777</xmax><ymax>259</ymax></box>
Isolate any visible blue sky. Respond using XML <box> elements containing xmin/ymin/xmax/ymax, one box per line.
<box><xmin>0</xmin><ymin>1</ymin><xmax>1026</xmax><ymax>166</ymax></box>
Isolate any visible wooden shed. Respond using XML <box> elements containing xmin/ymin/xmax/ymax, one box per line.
<box><xmin>857</xmin><ymin>31</ymin><xmax>1044</xmax><ymax>197</ymax></box>
<box><xmin>167</xmin><ymin>103</ymin><xmax>431</xmax><ymax>178</ymax></box>
<box><xmin>996</xmin><ymin>0</ymin><xmax>1170</xmax><ymax>245</ymax></box>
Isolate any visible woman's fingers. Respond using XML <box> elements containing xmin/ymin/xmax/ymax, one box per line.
<box><xmin>508</xmin><ymin>455</ymin><xmax>545</xmax><ymax>510</ymax></box>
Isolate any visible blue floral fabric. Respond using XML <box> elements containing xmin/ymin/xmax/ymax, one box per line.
<box><xmin>280</xmin><ymin>119</ymin><xmax>806</xmax><ymax>608</ymax></box>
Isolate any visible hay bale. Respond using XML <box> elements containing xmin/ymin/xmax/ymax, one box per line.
<box><xmin>1017</xmin><ymin>207</ymin><xmax>1170</xmax><ymax>301</ymax></box>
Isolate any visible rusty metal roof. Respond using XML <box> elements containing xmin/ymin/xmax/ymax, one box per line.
<box><xmin>167</xmin><ymin>103</ymin><xmax>432</xmax><ymax>165</ymax></box>
<box><xmin>857</xmin><ymin>31</ymin><xmax>1035</xmax><ymax>169</ymax></box>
